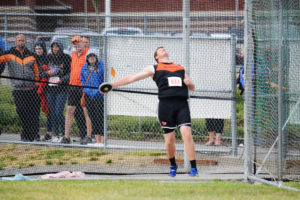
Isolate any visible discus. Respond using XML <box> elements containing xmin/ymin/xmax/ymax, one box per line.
<box><xmin>99</xmin><ymin>82</ymin><xmax>113</xmax><ymax>93</ymax></box>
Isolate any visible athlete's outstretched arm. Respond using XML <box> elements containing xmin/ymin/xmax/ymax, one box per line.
<box><xmin>112</xmin><ymin>65</ymin><xmax>154</xmax><ymax>88</ymax></box>
<box><xmin>184</xmin><ymin>72</ymin><xmax>195</xmax><ymax>91</ymax></box>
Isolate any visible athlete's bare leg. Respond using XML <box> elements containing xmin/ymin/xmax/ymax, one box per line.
<box><xmin>180</xmin><ymin>126</ymin><xmax>196</xmax><ymax>160</ymax></box>
<box><xmin>163</xmin><ymin>131</ymin><xmax>176</xmax><ymax>158</ymax></box>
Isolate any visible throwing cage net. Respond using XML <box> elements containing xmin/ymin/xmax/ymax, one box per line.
<box><xmin>0</xmin><ymin>1</ymin><xmax>245</xmax><ymax>176</ymax></box>
<box><xmin>245</xmin><ymin>0</ymin><xmax>300</xmax><ymax>185</ymax></box>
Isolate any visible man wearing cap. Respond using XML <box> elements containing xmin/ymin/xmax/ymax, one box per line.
<box><xmin>61</xmin><ymin>36</ymin><xmax>92</xmax><ymax>144</ymax></box>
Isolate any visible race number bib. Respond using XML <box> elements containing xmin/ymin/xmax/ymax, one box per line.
<box><xmin>168</xmin><ymin>77</ymin><xmax>182</xmax><ymax>87</ymax></box>
<box><xmin>49</xmin><ymin>76</ymin><xmax>60</xmax><ymax>86</ymax></box>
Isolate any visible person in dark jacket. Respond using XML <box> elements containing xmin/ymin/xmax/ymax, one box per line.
<box><xmin>34</xmin><ymin>41</ymin><xmax>48</xmax><ymax>70</ymax></box>
<box><xmin>44</xmin><ymin>41</ymin><xmax>71</xmax><ymax>142</ymax></box>
<box><xmin>80</xmin><ymin>51</ymin><xmax>105</xmax><ymax>145</ymax></box>
<box><xmin>0</xmin><ymin>34</ymin><xmax>40</xmax><ymax>142</ymax></box>
<box><xmin>34</xmin><ymin>41</ymin><xmax>51</xmax><ymax>140</ymax></box>
<box><xmin>0</xmin><ymin>38</ymin><xmax>6</xmax><ymax>74</ymax></box>
<box><xmin>0</xmin><ymin>46</ymin><xmax>5</xmax><ymax>75</ymax></box>
<box><xmin>0</xmin><ymin>45</ymin><xmax>4</xmax><ymax>136</ymax></box>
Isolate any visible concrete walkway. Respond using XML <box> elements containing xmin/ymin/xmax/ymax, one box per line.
<box><xmin>23</xmin><ymin>173</ymin><xmax>245</xmax><ymax>183</ymax></box>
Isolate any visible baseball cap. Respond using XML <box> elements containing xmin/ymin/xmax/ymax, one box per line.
<box><xmin>71</xmin><ymin>36</ymin><xmax>83</xmax><ymax>43</ymax></box>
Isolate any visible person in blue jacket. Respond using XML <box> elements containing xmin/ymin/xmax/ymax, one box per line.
<box><xmin>80</xmin><ymin>51</ymin><xmax>105</xmax><ymax>144</ymax></box>
<box><xmin>237</xmin><ymin>44</ymin><xmax>245</xmax><ymax>95</ymax></box>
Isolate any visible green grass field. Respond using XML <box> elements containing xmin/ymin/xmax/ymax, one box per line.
<box><xmin>0</xmin><ymin>180</ymin><xmax>299</xmax><ymax>200</ymax></box>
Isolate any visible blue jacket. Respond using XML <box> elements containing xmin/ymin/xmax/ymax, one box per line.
<box><xmin>80</xmin><ymin>60</ymin><xmax>105</xmax><ymax>98</ymax></box>
<box><xmin>239</xmin><ymin>65</ymin><xmax>245</xmax><ymax>90</ymax></box>
<box><xmin>0</xmin><ymin>37</ymin><xmax>5</xmax><ymax>50</ymax></box>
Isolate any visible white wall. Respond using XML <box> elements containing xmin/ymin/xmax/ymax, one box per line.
<box><xmin>289</xmin><ymin>43</ymin><xmax>300</xmax><ymax>124</ymax></box>
<box><xmin>106</xmin><ymin>36</ymin><xmax>233</xmax><ymax>119</ymax></box>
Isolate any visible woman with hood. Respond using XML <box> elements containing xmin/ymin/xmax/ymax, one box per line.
<box><xmin>80</xmin><ymin>51</ymin><xmax>105</xmax><ymax>145</ymax></box>
<box><xmin>34</xmin><ymin>41</ymin><xmax>50</xmax><ymax>141</ymax></box>
<box><xmin>34</xmin><ymin>41</ymin><xmax>48</xmax><ymax>70</ymax></box>
<box><xmin>43</xmin><ymin>41</ymin><xmax>71</xmax><ymax>142</ymax></box>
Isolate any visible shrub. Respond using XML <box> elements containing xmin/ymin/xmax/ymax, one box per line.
<box><xmin>0</xmin><ymin>85</ymin><xmax>245</xmax><ymax>140</ymax></box>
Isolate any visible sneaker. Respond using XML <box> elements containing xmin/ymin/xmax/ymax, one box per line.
<box><xmin>168</xmin><ymin>165</ymin><xmax>178</xmax><ymax>177</ymax></box>
<box><xmin>51</xmin><ymin>137</ymin><xmax>60</xmax><ymax>143</ymax></box>
<box><xmin>189</xmin><ymin>168</ymin><xmax>199</xmax><ymax>177</ymax></box>
<box><xmin>34</xmin><ymin>135</ymin><xmax>41</xmax><ymax>142</ymax></box>
<box><xmin>60</xmin><ymin>137</ymin><xmax>71</xmax><ymax>144</ymax></box>
<box><xmin>205</xmin><ymin>140</ymin><xmax>214</xmax><ymax>146</ymax></box>
<box><xmin>42</xmin><ymin>134</ymin><xmax>52</xmax><ymax>142</ymax></box>
<box><xmin>80</xmin><ymin>137</ymin><xmax>93</xmax><ymax>145</ymax></box>
<box><xmin>58</xmin><ymin>137</ymin><xmax>63</xmax><ymax>143</ymax></box>
<box><xmin>214</xmin><ymin>141</ymin><xmax>222</xmax><ymax>146</ymax></box>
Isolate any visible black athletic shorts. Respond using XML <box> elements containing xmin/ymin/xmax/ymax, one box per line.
<box><xmin>158</xmin><ymin>97</ymin><xmax>191</xmax><ymax>134</ymax></box>
<box><xmin>67</xmin><ymin>87</ymin><xmax>82</xmax><ymax>106</ymax></box>
<box><xmin>205</xmin><ymin>118</ymin><xmax>224</xmax><ymax>134</ymax></box>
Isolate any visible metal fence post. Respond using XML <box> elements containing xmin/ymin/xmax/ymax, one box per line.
<box><xmin>144</xmin><ymin>15</ymin><xmax>148</xmax><ymax>35</ymax></box>
<box><xmin>278</xmin><ymin>0</ymin><xmax>284</xmax><ymax>181</ymax></box>
<box><xmin>243</xmin><ymin>0</ymin><xmax>252</xmax><ymax>182</ymax></box>
<box><xmin>231</xmin><ymin>34</ymin><xmax>237</xmax><ymax>157</ymax></box>
<box><xmin>183</xmin><ymin>0</ymin><xmax>191</xmax><ymax>173</ymax></box>
<box><xmin>103</xmin><ymin>35</ymin><xmax>108</xmax><ymax>148</ymax></box>
<box><xmin>4</xmin><ymin>13</ymin><xmax>7</xmax><ymax>50</ymax></box>
<box><xmin>4</xmin><ymin>13</ymin><xmax>9</xmax><ymax>86</ymax></box>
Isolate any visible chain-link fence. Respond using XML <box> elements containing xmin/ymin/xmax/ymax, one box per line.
<box><xmin>0</xmin><ymin>2</ymin><xmax>244</xmax><ymax>176</ymax></box>
<box><xmin>244</xmin><ymin>0</ymin><xmax>300</xmax><ymax>188</ymax></box>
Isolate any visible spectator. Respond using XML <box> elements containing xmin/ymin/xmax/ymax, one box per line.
<box><xmin>237</xmin><ymin>44</ymin><xmax>245</xmax><ymax>95</ymax></box>
<box><xmin>34</xmin><ymin>41</ymin><xmax>51</xmax><ymax>140</ymax></box>
<box><xmin>205</xmin><ymin>119</ymin><xmax>224</xmax><ymax>146</ymax></box>
<box><xmin>103</xmin><ymin>46</ymin><xmax>198</xmax><ymax>177</ymax></box>
<box><xmin>82</xmin><ymin>36</ymin><xmax>90</xmax><ymax>49</ymax></box>
<box><xmin>0</xmin><ymin>45</ymin><xmax>5</xmax><ymax>75</ymax></box>
<box><xmin>81</xmin><ymin>51</ymin><xmax>105</xmax><ymax>145</ymax></box>
<box><xmin>0</xmin><ymin>36</ymin><xmax>6</xmax><ymax>51</ymax></box>
<box><xmin>44</xmin><ymin>41</ymin><xmax>71</xmax><ymax>142</ymax></box>
<box><xmin>0</xmin><ymin>45</ymin><xmax>4</xmax><ymax>136</ymax></box>
<box><xmin>34</xmin><ymin>41</ymin><xmax>49</xmax><ymax>69</ymax></box>
<box><xmin>0</xmin><ymin>34</ymin><xmax>40</xmax><ymax>142</ymax></box>
<box><xmin>61</xmin><ymin>36</ymin><xmax>92</xmax><ymax>144</ymax></box>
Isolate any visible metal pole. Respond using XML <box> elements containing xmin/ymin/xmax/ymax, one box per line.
<box><xmin>4</xmin><ymin>14</ymin><xmax>7</xmax><ymax>50</ymax></box>
<box><xmin>183</xmin><ymin>0</ymin><xmax>191</xmax><ymax>173</ymax></box>
<box><xmin>103</xmin><ymin>35</ymin><xmax>108</xmax><ymax>148</ymax></box>
<box><xmin>144</xmin><ymin>15</ymin><xmax>148</xmax><ymax>35</ymax></box>
<box><xmin>248</xmin><ymin>175</ymin><xmax>299</xmax><ymax>191</ymax></box>
<box><xmin>105</xmin><ymin>0</ymin><xmax>111</xmax><ymax>28</ymax></box>
<box><xmin>278</xmin><ymin>0</ymin><xmax>284</xmax><ymax>181</ymax></box>
<box><xmin>235</xmin><ymin>0</ymin><xmax>239</xmax><ymax>29</ymax></box>
<box><xmin>243</xmin><ymin>0</ymin><xmax>253</xmax><ymax>182</ymax></box>
<box><xmin>4</xmin><ymin>14</ymin><xmax>9</xmax><ymax>86</ymax></box>
<box><xmin>231</xmin><ymin>34</ymin><xmax>237</xmax><ymax>157</ymax></box>
<box><xmin>84</xmin><ymin>0</ymin><xmax>88</xmax><ymax>28</ymax></box>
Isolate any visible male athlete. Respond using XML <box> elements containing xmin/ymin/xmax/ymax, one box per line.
<box><xmin>104</xmin><ymin>46</ymin><xmax>198</xmax><ymax>177</ymax></box>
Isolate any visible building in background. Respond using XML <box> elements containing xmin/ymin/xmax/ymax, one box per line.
<box><xmin>0</xmin><ymin>0</ymin><xmax>244</xmax><ymax>33</ymax></box>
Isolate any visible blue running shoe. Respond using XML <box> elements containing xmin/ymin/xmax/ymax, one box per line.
<box><xmin>189</xmin><ymin>168</ymin><xmax>199</xmax><ymax>177</ymax></box>
<box><xmin>169</xmin><ymin>165</ymin><xmax>178</xmax><ymax>177</ymax></box>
